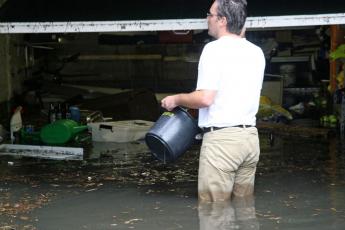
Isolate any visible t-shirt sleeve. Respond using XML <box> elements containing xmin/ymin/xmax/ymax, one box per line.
<box><xmin>196</xmin><ymin>44</ymin><xmax>221</xmax><ymax>90</ymax></box>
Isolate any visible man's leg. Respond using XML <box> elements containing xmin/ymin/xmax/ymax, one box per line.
<box><xmin>233</xmin><ymin>128</ymin><xmax>260</xmax><ymax>197</ymax></box>
<box><xmin>198</xmin><ymin>128</ymin><xmax>248</xmax><ymax>202</ymax></box>
<box><xmin>198</xmin><ymin>144</ymin><xmax>235</xmax><ymax>202</ymax></box>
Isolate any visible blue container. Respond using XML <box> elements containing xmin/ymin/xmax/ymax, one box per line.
<box><xmin>145</xmin><ymin>107</ymin><xmax>199</xmax><ymax>163</ymax></box>
<box><xmin>69</xmin><ymin>106</ymin><xmax>80</xmax><ymax>122</ymax></box>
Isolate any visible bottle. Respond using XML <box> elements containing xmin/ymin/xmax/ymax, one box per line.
<box><xmin>65</xmin><ymin>103</ymin><xmax>71</xmax><ymax>119</ymax></box>
<box><xmin>69</xmin><ymin>106</ymin><xmax>80</xmax><ymax>122</ymax></box>
<box><xmin>10</xmin><ymin>106</ymin><xmax>23</xmax><ymax>143</ymax></box>
<box><xmin>48</xmin><ymin>103</ymin><xmax>56</xmax><ymax>123</ymax></box>
<box><xmin>56</xmin><ymin>103</ymin><xmax>62</xmax><ymax>120</ymax></box>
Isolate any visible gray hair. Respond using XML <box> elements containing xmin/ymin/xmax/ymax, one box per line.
<box><xmin>215</xmin><ymin>0</ymin><xmax>247</xmax><ymax>35</ymax></box>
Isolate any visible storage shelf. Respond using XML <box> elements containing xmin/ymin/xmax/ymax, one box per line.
<box><xmin>271</xmin><ymin>56</ymin><xmax>309</xmax><ymax>63</ymax></box>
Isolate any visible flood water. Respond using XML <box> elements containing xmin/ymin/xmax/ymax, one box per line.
<box><xmin>1</xmin><ymin>134</ymin><xmax>345</xmax><ymax>230</ymax></box>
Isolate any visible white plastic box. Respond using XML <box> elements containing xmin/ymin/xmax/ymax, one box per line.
<box><xmin>88</xmin><ymin>120</ymin><xmax>154</xmax><ymax>143</ymax></box>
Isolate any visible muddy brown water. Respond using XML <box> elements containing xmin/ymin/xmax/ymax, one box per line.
<box><xmin>1</xmin><ymin>135</ymin><xmax>345</xmax><ymax>229</ymax></box>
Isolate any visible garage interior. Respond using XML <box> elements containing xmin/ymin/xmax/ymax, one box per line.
<box><xmin>0</xmin><ymin>0</ymin><xmax>345</xmax><ymax>229</ymax></box>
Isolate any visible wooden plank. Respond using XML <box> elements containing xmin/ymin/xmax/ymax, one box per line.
<box><xmin>1</xmin><ymin>14</ymin><xmax>345</xmax><ymax>33</ymax></box>
<box><xmin>257</xmin><ymin>122</ymin><xmax>332</xmax><ymax>139</ymax></box>
<box><xmin>78</xmin><ymin>54</ymin><xmax>162</xmax><ymax>61</ymax></box>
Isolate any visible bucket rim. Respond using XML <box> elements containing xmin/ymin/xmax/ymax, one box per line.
<box><xmin>173</xmin><ymin>106</ymin><xmax>198</xmax><ymax>128</ymax></box>
<box><xmin>145</xmin><ymin>133</ymin><xmax>176</xmax><ymax>162</ymax></box>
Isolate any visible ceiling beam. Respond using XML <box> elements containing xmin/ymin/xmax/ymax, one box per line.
<box><xmin>0</xmin><ymin>13</ymin><xmax>344</xmax><ymax>34</ymax></box>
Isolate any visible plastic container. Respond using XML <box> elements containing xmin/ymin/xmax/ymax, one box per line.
<box><xmin>40</xmin><ymin>119</ymin><xmax>87</xmax><ymax>145</ymax></box>
<box><xmin>10</xmin><ymin>106</ymin><xmax>23</xmax><ymax>143</ymax></box>
<box><xmin>88</xmin><ymin>120</ymin><xmax>154</xmax><ymax>143</ymax></box>
<box><xmin>280</xmin><ymin>64</ymin><xmax>296</xmax><ymax>87</ymax></box>
<box><xmin>69</xmin><ymin>106</ymin><xmax>81</xmax><ymax>122</ymax></box>
<box><xmin>145</xmin><ymin>107</ymin><xmax>199</xmax><ymax>163</ymax></box>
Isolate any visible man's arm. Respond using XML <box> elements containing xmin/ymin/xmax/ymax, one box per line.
<box><xmin>161</xmin><ymin>89</ymin><xmax>217</xmax><ymax>111</ymax></box>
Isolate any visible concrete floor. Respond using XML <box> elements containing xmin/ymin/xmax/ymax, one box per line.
<box><xmin>1</xmin><ymin>134</ymin><xmax>345</xmax><ymax>230</ymax></box>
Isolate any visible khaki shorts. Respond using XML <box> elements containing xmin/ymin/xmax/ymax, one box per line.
<box><xmin>198</xmin><ymin>127</ymin><xmax>260</xmax><ymax>202</ymax></box>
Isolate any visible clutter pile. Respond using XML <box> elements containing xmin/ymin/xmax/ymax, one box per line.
<box><xmin>0</xmin><ymin>88</ymin><xmax>160</xmax><ymax>161</ymax></box>
<box><xmin>257</xmin><ymin>96</ymin><xmax>293</xmax><ymax>122</ymax></box>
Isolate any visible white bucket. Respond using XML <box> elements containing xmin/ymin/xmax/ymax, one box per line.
<box><xmin>280</xmin><ymin>64</ymin><xmax>296</xmax><ymax>87</ymax></box>
<box><xmin>88</xmin><ymin>120</ymin><xmax>154</xmax><ymax>143</ymax></box>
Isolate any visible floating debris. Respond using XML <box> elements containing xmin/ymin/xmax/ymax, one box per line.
<box><xmin>0</xmin><ymin>144</ymin><xmax>83</xmax><ymax>160</ymax></box>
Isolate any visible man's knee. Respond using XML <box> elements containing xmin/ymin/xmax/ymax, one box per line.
<box><xmin>232</xmin><ymin>183</ymin><xmax>254</xmax><ymax>197</ymax></box>
<box><xmin>198</xmin><ymin>190</ymin><xmax>232</xmax><ymax>203</ymax></box>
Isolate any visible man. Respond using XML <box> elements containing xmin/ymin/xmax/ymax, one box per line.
<box><xmin>161</xmin><ymin>0</ymin><xmax>265</xmax><ymax>202</ymax></box>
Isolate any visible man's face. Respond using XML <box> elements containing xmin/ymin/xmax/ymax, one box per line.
<box><xmin>207</xmin><ymin>1</ymin><xmax>220</xmax><ymax>38</ymax></box>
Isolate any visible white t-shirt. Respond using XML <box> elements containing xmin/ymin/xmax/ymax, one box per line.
<box><xmin>196</xmin><ymin>36</ymin><xmax>265</xmax><ymax>128</ymax></box>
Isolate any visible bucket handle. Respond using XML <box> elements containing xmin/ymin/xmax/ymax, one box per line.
<box><xmin>176</xmin><ymin>106</ymin><xmax>188</xmax><ymax>112</ymax></box>
<box><xmin>99</xmin><ymin>124</ymin><xmax>114</xmax><ymax>132</ymax></box>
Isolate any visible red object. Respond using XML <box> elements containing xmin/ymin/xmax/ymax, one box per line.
<box><xmin>159</xmin><ymin>31</ymin><xmax>193</xmax><ymax>44</ymax></box>
<box><xmin>12</xmin><ymin>106</ymin><xmax>24</xmax><ymax>114</ymax></box>
<box><xmin>187</xmin><ymin>108</ymin><xmax>198</xmax><ymax>119</ymax></box>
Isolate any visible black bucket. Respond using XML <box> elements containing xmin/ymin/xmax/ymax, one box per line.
<box><xmin>145</xmin><ymin>107</ymin><xmax>199</xmax><ymax>163</ymax></box>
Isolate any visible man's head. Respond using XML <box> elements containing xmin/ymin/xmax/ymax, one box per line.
<box><xmin>207</xmin><ymin>0</ymin><xmax>247</xmax><ymax>38</ymax></box>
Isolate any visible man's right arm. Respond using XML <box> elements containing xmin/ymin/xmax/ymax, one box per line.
<box><xmin>161</xmin><ymin>89</ymin><xmax>217</xmax><ymax>111</ymax></box>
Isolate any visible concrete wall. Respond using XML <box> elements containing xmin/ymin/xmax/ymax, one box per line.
<box><xmin>0</xmin><ymin>0</ymin><xmax>8</xmax><ymax>103</ymax></box>
<box><xmin>0</xmin><ymin>0</ymin><xmax>28</xmax><ymax>104</ymax></box>
<box><xmin>0</xmin><ymin>34</ymin><xmax>27</xmax><ymax>103</ymax></box>
<box><xmin>0</xmin><ymin>0</ymin><xmax>9</xmax><ymax>103</ymax></box>
<box><xmin>0</xmin><ymin>34</ymin><xmax>11</xmax><ymax>103</ymax></box>
<box><xmin>0</xmin><ymin>28</ymin><xmax>26</xmax><ymax>104</ymax></box>
<box><xmin>0</xmin><ymin>34</ymin><xmax>27</xmax><ymax>129</ymax></box>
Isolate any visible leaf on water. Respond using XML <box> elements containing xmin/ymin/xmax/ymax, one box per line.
<box><xmin>124</xmin><ymin>218</ymin><xmax>143</xmax><ymax>224</ymax></box>
<box><xmin>50</xmin><ymin>184</ymin><xmax>60</xmax><ymax>187</ymax></box>
<box><xmin>84</xmin><ymin>183</ymin><xmax>96</xmax><ymax>187</ymax></box>
<box><xmin>174</xmin><ymin>223</ymin><xmax>183</xmax><ymax>228</ymax></box>
<box><xmin>20</xmin><ymin>216</ymin><xmax>30</xmax><ymax>221</ymax></box>
<box><xmin>104</xmin><ymin>176</ymin><xmax>116</xmax><ymax>181</ymax></box>
<box><xmin>146</xmin><ymin>189</ymin><xmax>154</xmax><ymax>194</ymax></box>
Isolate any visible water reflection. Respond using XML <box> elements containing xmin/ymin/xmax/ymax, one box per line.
<box><xmin>198</xmin><ymin>196</ymin><xmax>259</xmax><ymax>230</ymax></box>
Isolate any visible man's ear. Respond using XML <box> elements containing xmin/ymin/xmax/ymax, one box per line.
<box><xmin>240</xmin><ymin>27</ymin><xmax>246</xmax><ymax>38</ymax></box>
<box><xmin>219</xmin><ymin>16</ymin><xmax>228</xmax><ymax>27</ymax></box>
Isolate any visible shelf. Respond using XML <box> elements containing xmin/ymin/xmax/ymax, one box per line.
<box><xmin>283</xmin><ymin>87</ymin><xmax>320</xmax><ymax>95</ymax></box>
<box><xmin>271</xmin><ymin>56</ymin><xmax>309</xmax><ymax>63</ymax></box>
